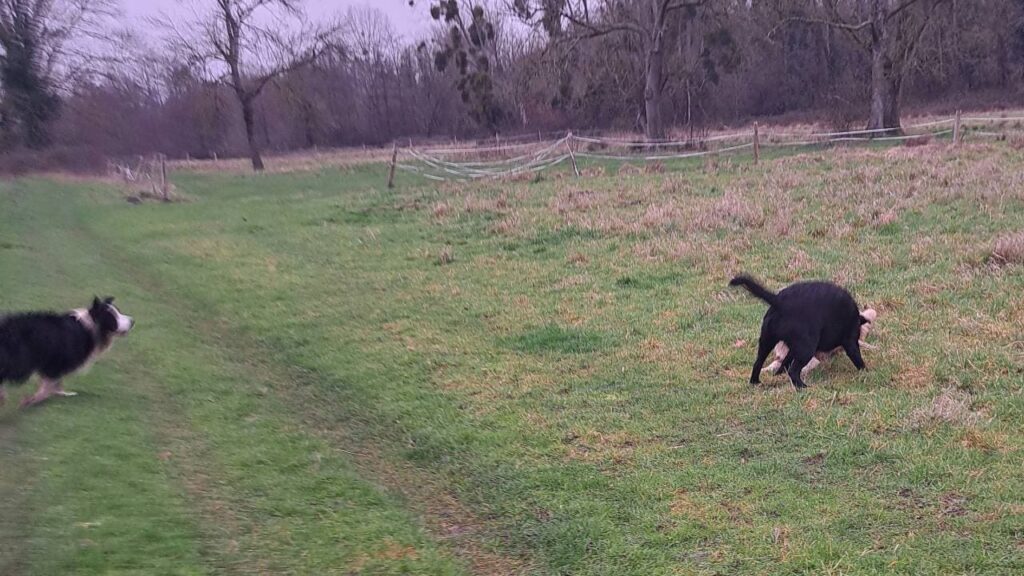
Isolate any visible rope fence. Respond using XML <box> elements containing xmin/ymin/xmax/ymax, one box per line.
<box><xmin>390</xmin><ymin>111</ymin><xmax>1024</xmax><ymax>183</ymax></box>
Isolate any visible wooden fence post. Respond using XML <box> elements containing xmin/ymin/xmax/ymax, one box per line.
<box><xmin>160</xmin><ymin>154</ymin><xmax>169</xmax><ymax>201</ymax></box>
<box><xmin>387</xmin><ymin>142</ymin><xmax>398</xmax><ymax>189</ymax></box>
<box><xmin>753</xmin><ymin>122</ymin><xmax>761</xmax><ymax>164</ymax></box>
<box><xmin>566</xmin><ymin>132</ymin><xmax>580</xmax><ymax>177</ymax></box>
<box><xmin>953</xmin><ymin>109</ymin><xmax>962</xmax><ymax>147</ymax></box>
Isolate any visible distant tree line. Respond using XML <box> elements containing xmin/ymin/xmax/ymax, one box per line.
<box><xmin>2</xmin><ymin>0</ymin><xmax>1024</xmax><ymax>169</ymax></box>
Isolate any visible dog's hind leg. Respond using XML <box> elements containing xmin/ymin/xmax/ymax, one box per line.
<box><xmin>749</xmin><ymin>336</ymin><xmax>778</xmax><ymax>385</ymax></box>
<box><xmin>785</xmin><ymin>344</ymin><xmax>815</xmax><ymax>390</ymax></box>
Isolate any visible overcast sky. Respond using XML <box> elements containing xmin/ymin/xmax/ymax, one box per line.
<box><xmin>123</xmin><ymin>0</ymin><xmax>433</xmax><ymax>39</ymax></box>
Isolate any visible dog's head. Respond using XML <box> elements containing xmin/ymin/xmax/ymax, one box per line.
<box><xmin>89</xmin><ymin>296</ymin><xmax>135</xmax><ymax>337</ymax></box>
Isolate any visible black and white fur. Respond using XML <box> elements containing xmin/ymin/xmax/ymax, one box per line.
<box><xmin>0</xmin><ymin>297</ymin><xmax>134</xmax><ymax>408</ymax></box>
<box><xmin>729</xmin><ymin>275</ymin><xmax>868</xmax><ymax>390</ymax></box>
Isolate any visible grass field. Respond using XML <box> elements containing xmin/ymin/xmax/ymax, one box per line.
<box><xmin>1</xmin><ymin>142</ymin><xmax>1023</xmax><ymax>575</ymax></box>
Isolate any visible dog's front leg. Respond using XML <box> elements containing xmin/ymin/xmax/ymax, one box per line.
<box><xmin>20</xmin><ymin>378</ymin><xmax>59</xmax><ymax>408</ymax></box>
<box><xmin>842</xmin><ymin>339</ymin><xmax>866</xmax><ymax>370</ymax></box>
<box><xmin>53</xmin><ymin>381</ymin><xmax>77</xmax><ymax>397</ymax></box>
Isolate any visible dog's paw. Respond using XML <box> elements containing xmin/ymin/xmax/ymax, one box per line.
<box><xmin>55</xmin><ymin>391</ymin><xmax>78</xmax><ymax>397</ymax></box>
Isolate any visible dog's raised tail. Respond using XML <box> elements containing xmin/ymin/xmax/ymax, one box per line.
<box><xmin>728</xmin><ymin>275</ymin><xmax>777</xmax><ymax>306</ymax></box>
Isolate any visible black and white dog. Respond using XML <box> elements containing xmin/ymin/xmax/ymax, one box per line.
<box><xmin>0</xmin><ymin>297</ymin><xmax>134</xmax><ymax>408</ymax></box>
<box><xmin>730</xmin><ymin>275</ymin><xmax>868</xmax><ymax>390</ymax></box>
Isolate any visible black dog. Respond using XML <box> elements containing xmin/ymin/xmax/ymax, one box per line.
<box><xmin>729</xmin><ymin>275</ymin><xmax>867</xmax><ymax>390</ymax></box>
<box><xmin>0</xmin><ymin>297</ymin><xmax>134</xmax><ymax>408</ymax></box>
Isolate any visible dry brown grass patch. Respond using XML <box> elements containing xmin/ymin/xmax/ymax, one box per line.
<box><xmin>463</xmin><ymin>193</ymin><xmax>509</xmax><ymax>215</ymax></box>
<box><xmin>348</xmin><ymin>540</ymin><xmax>420</xmax><ymax>572</ymax></box>
<box><xmin>772</xmin><ymin>525</ymin><xmax>791</xmax><ymax>561</ymax></box>
<box><xmin>488</xmin><ymin>212</ymin><xmax>521</xmax><ymax>236</ymax></box>
<box><xmin>902</xmin><ymin>134</ymin><xmax>933</xmax><ymax>147</ymax></box>
<box><xmin>169</xmin><ymin>147</ymin><xmax>388</xmax><ymax>174</ymax></box>
<box><xmin>564</xmin><ymin>430</ymin><xmax>642</xmax><ymax>465</ymax></box>
<box><xmin>644</xmin><ymin>160</ymin><xmax>667</xmax><ymax>174</ymax></box>
<box><xmin>617</xmin><ymin>163</ymin><xmax>644</xmax><ymax>176</ymax></box>
<box><xmin>431</xmin><ymin>201</ymin><xmax>452</xmax><ymax>220</ymax></box>
<box><xmin>554</xmin><ymin>275</ymin><xmax>588</xmax><ymax>290</ymax></box>
<box><xmin>786</xmin><ymin>248</ymin><xmax>813</xmax><ymax>278</ymax></box>
<box><xmin>632</xmin><ymin>238</ymin><xmax>698</xmax><ymax>263</ymax></box>
<box><xmin>567</xmin><ymin>251</ymin><xmax>589</xmax><ymax>265</ymax></box>
<box><xmin>907</xmin><ymin>387</ymin><xmax>981</xmax><ymax>429</ymax></box>
<box><xmin>670</xmin><ymin>489</ymin><xmax>709</xmax><ymax>520</ymax></box>
<box><xmin>437</xmin><ymin>245</ymin><xmax>455</xmax><ymax>265</ymax></box>
<box><xmin>640</xmin><ymin>202</ymin><xmax>681</xmax><ymax>230</ymax></box>
<box><xmin>959</xmin><ymin>428</ymin><xmax>1009</xmax><ymax>454</ymax></box>
<box><xmin>551</xmin><ymin>189</ymin><xmax>600</xmax><ymax>214</ymax></box>
<box><xmin>990</xmin><ymin>231</ymin><xmax>1024</xmax><ymax>266</ymax></box>
<box><xmin>693</xmin><ymin>192</ymin><xmax>764</xmax><ymax>231</ymax></box>
<box><xmin>895</xmin><ymin>362</ymin><xmax>935</xmax><ymax>390</ymax></box>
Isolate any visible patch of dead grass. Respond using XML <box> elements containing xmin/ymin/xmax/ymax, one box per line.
<box><xmin>639</xmin><ymin>202</ymin><xmax>681</xmax><ymax>231</ymax></box>
<box><xmin>907</xmin><ymin>387</ymin><xmax>981</xmax><ymax>430</ymax></box>
<box><xmin>551</xmin><ymin>189</ymin><xmax>600</xmax><ymax>214</ymax></box>
<box><xmin>564</xmin><ymin>429</ymin><xmax>642</xmax><ymax>465</ymax></box>
<box><xmin>617</xmin><ymin>163</ymin><xmax>644</xmax><ymax>176</ymax></box>
<box><xmin>959</xmin><ymin>428</ymin><xmax>1009</xmax><ymax>454</ymax></box>
<box><xmin>463</xmin><ymin>193</ymin><xmax>509</xmax><ymax>215</ymax></box>
<box><xmin>488</xmin><ymin>212</ymin><xmax>520</xmax><ymax>236</ymax></box>
<box><xmin>990</xmin><ymin>231</ymin><xmax>1024</xmax><ymax>266</ymax></box>
<box><xmin>692</xmin><ymin>192</ymin><xmax>764</xmax><ymax>231</ymax></box>
<box><xmin>670</xmin><ymin>489</ymin><xmax>710</xmax><ymax>521</ymax></box>
<box><xmin>895</xmin><ymin>362</ymin><xmax>935</xmax><ymax>391</ymax></box>
<box><xmin>431</xmin><ymin>201</ymin><xmax>452</xmax><ymax>220</ymax></box>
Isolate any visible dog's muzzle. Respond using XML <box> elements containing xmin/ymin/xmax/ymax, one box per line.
<box><xmin>116</xmin><ymin>314</ymin><xmax>135</xmax><ymax>334</ymax></box>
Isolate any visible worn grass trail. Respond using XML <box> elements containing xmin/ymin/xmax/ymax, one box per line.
<box><xmin>0</xmin><ymin>179</ymin><xmax>474</xmax><ymax>575</ymax></box>
<box><xmin>3</xmin><ymin>141</ymin><xmax>1024</xmax><ymax>575</ymax></box>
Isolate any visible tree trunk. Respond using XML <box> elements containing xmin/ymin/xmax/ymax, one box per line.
<box><xmin>867</xmin><ymin>48</ymin><xmax>903</xmax><ymax>134</ymax></box>
<box><xmin>644</xmin><ymin>39</ymin><xmax>666</xmax><ymax>141</ymax></box>
<box><xmin>240</xmin><ymin>96</ymin><xmax>265</xmax><ymax>172</ymax></box>
<box><xmin>866</xmin><ymin>2</ymin><xmax>901</xmax><ymax>134</ymax></box>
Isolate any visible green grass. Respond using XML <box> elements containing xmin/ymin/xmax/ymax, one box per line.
<box><xmin>2</xmin><ymin>141</ymin><xmax>1024</xmax><ymax>575</ymax></box>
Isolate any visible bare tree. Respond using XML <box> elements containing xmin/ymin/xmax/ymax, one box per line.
<box><xmin>414</xmin><ymin>1</ymin><xmax>506</xmax><ymax>131</ymax></box>
<box><xmin>0</xmin><ymin>0</ymin><xmax>114</xmax><ymax>148</ymax></box>
<box><xmin>164</xmin><ymin>0</ymin><xmax>338</xmax><ymax>171</ymax></box>
<box><xmin>783</xmin><ymin>0</ymin><xmax>951</xmax><ymax>133</ymax></box>
<box><xmin>511</xmin><ymin>0</ymin><xmax>709</xmax><ymax>141</ymax></box>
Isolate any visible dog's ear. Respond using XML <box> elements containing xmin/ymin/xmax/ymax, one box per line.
<box><xmin>92</xmin><ymin>296</ymin><xmax>102</xmax><ymax>309</ymax></box>
<box><xmin>103</xmin><ymin>296</ymin><xmax>115</xmax><ymax>305</ymax></box>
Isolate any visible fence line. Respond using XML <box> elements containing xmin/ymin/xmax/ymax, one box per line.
<box><xmin>394</xmin><ymin>112</ymin><xmax>1024</xmax><ymax>182</ymax></box>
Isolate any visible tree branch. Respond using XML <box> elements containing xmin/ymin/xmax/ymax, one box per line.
<box><xmin>885</xmin><ymin>0</ymin><xmax>929</xmax><ymax>23</ymax></box>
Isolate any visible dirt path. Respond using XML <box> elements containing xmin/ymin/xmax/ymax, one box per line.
<box><xmin>72</xmin><ymin>202</ymin><xmax>534</xmax><ymax>574</ymax></box>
